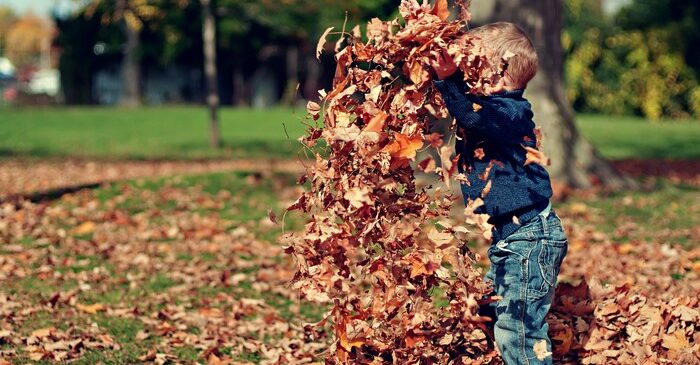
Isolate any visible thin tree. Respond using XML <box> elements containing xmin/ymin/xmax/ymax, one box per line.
<box><xmin>116</xmin><ymin>0</ymin><xmax>140</xmax><ymax>107</ymax></box>
<box><xmin>84</xmin><ymin>0</ymin><xmax>160</xmax><ymax>107</ymax></box>
<box><xmin>492</xmin><ymin>0</ymin><xmax>633</xmax><ymax>188</ymax></box>
<box><xmin>201</xmin><ymin>0</ymin><xmax>221</xmax><ymax>148</ymax></box>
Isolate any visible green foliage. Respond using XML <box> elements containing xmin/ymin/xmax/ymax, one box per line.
<box><xmin>564</xmin><ymin>0</ymin><xmax>700</xmax><ymax>120</ymax></box>
<box><xmin>0</xmin><ymin>6</ymin><xmax>17</xmax><ymax>54</ymax></box>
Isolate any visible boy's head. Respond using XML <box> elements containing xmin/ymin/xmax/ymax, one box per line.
<box><xmin>468</xmin><ymin>22</ymin><xmax>538</xmax><ymax>90</ymax></box>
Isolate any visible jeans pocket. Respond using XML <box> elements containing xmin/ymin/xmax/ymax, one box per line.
<box><xmin>527</xmin><ymin>238</ymin><xmax>567</xmax><ymax>301</ymax></box>
<box><xmin>540</xmin><ymin>238</ymin><xmax>568</xmax><ymax>287</ymax></box>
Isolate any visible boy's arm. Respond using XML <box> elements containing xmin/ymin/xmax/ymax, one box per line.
<box><xmin>433</xmin><ymin>73</ymin><xmax>535</xmax><ymax>145</ymax></box>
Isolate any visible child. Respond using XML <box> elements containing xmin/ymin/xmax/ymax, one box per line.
<box><xmin>430</xmin><ymin>22</ymin><xmax>569</xmax><ymax>365</ymax></box>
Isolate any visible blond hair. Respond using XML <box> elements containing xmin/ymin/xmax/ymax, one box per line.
<box><xmin>468</xmin><ymin>22</ymin><xmax>538</xmax><ymax>89</ymax></box>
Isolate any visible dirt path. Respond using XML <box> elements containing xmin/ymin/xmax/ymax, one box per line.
<box><xmin>0</xmin><ymin>158</ymin><xmax>307</xmax><ymax>200</ymax></box>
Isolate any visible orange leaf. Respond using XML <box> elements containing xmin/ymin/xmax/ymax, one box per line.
<box><xmin>405</xmin><ymin>332</ymin><xmax>427</xmax><ymax>348</ymax></box>
<box><xmin>382</xmin><ymin>132</ymin><xmax>423</xmax><ymax>161</ymax></box>
<box><xmin>431</xmin><ymin>0</ymin><xmax>450</xmax><ymax>20</ymax></box>
<box><xmin>409</xmin><ymin>61</ymin><xmax>426</xmax><ymax>84</ymax></box>
<box><xmin>364</xmin><ymin>111</ymin><xmax>388</xmax><ymax>133</ymax></box>
<box><xmin>72</xmin><ymin>221</ymin><xmax>95</xmax><ymax>235</ymax></box>
<box><xmin>339</xmin><ymin>330</ymin><xmax>365</xmax><ymax>351</ymax></box>
<box><xmin>76</xmin><ymin>302</ymin><xmax>106</xmax><ymax>314</ymax></box>
<box><xmin>30</xmin><ymin>327</ymin><xmax>54</xmax><ymax>338</ymax></box>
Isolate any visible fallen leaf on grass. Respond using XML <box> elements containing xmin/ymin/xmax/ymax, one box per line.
<box><xmin>76</xmin><ymin>303</ymin><xmax>106</xmax><ymax>314</ymax></box>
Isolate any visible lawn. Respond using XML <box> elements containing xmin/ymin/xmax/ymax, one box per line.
<box><xmin>0</xmin><ymin>107</ymin><xmax>311</xmax><ymax>160</ymax></box>
<box><xmin>1</xmin><ymin>107</ymin><xmax>698</xmax><ymax>160</ymax></box>
<box><xmin>575</xmin><ymin>114</ymin><xmax>700</xmax><ymax>160</ymax></box>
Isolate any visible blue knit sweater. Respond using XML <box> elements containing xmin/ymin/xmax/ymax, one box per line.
<box><xmin>433</xmin><ymin>73</ymin><xmax>552</xmax><ymax>243</ymax></box>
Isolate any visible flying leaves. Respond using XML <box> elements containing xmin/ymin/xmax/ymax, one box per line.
<box><xmin>285</xmin><ymin>1</ymin><xmax>509</xmax><ymax>362</ymax></box>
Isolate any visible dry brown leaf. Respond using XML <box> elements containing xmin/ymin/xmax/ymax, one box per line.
<box><xmin>523</xmin><ymin>145</ymin><xmax>550</xmax><ymax>166</ymax></box>
<box><xmin>316</xmin><ymin>27</ymin><xmax>334</xmax><ymax>59</ymax></box>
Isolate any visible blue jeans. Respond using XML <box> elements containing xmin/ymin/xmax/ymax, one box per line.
<box><xmin>484</xmin><ymin>204</ymin><xmax>568</xmax><ymax>365</ymax></box>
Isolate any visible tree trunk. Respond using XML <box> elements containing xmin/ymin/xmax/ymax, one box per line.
<box><xmin>232</xmin><ymin>62</ymin><xmax>247</xmax><ymax>106</ymax></box>
<box><xmin>303</xmin><ymin>49</ymin><xmax>321</xmax><ymax>101</ymax></box>
<box><xmin>281</xmin><ymin>45</ymin><xmax>299</xmax><ymax>106</ymax></box>
<box><xmin>201</xmin><ymin>0</ymin><xmax>221</xmax><ymax>148</ymax></box>
<box><xmin>118</xmin><ymin>0</ymin><xmax>141</xmax><ymax>107</ymax></box>
<box><xmin>492</xmin><ymin>0</ymin><xmax>633</xmax><ymax>189</ymax></box>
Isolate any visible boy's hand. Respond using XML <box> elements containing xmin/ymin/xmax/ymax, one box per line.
<box><xmin>484</xmin><ymin>77</ymin><xmax>507</xmax><ymax>95</ymax></box>
<box><xmin>430</xmin><ymin>49</ymin><xmax>458</xmax><ymax>80</ymax></box>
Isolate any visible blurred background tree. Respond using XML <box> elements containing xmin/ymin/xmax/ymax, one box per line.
<box><xmin>4</xmin><ymin>14</ymin><xmax>53</xmax><ymax>69</ymax></box>
<box><xmin>82</xmin><ymin>0</ymin><xmax>167</xmax><ymax>107</ymax></box>
<box><xmin>6</xmin><ymin>0</ymin><xmax>697</xmax><ymax>121</ymax></box>
<box><xmin>563</xmin><ymin>0</ymin><xmax>700</xmax><ymax>119</ymax></box>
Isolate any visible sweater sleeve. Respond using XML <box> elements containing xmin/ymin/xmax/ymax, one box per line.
<box><xmin>433</xmin><ymin>74</ymin><xmax>535</xmax><ymax>145</ymax></box>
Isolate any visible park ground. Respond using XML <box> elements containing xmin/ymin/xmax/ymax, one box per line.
<box><xmin>0</xmin><ymin>107</ymin><xmax>698</xmax><ymax>363</ymax></box>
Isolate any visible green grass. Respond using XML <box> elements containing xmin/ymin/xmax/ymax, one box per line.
<box><xmin>0</xmin><ymin>106</ymin><xmax>311</xmax><ymax>160</ymax></box>
<box><xmin>561</xmin><ymin>179</ymin><xmax>699</xmax><ymax>248</ymax></box>
<box><xmin>575</xmin><ymin>114</ymin><xmax>700</xmax><ymax>160</ymax></box>
<box><xmin>1</xmin><ymin>106</ymin><xmax>698</xmax><ymax>160</ymax></box>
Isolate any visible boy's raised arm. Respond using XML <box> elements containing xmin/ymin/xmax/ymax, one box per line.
<box><xmin>433</xmin><ymin>73</ymin><xmax>535</xmax><ymax>145</ymax></box>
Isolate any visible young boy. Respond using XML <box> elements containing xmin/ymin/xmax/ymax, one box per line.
<box><xmin>430</xmin><ymin>22</ymin><xmax>569</xmax><ymax>365</ymax></box>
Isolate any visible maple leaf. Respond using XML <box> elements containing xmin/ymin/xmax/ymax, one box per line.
<box><xmin>30</xmin><ymin>327</ymin><xmax>54</xmax><ymax>338</ymax></box>
<box><xmin>381</xmin><ymin>132</ymin><xmax>423</xmax><ymax>161</ymax></box>
<box><xmin>418</xmin><ymin>156</ymin><xmax>436</xmax><ymax>173</ymax></box>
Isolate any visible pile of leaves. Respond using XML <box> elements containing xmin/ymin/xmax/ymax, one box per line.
<box><xmin>548</xmin><ymin>280</ymin><xmax>699</xmax><ymax>364</ymax></box>
<box><xmin>284</xmin><ymin>0</ymin><xmax>510</xmax><ymax>363</ymax></box>
<box><xmin>544</xmin><ymin>206</ymin><xmax>699</xmax><ymax>364</ymax></box>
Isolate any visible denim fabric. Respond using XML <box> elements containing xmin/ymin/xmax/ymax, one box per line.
<box><xmin>484</xmin><ymin>203</ymin><xmax>568</xmax><ymax>365</ymax></box>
